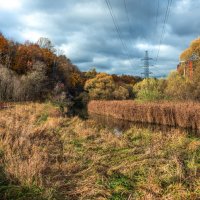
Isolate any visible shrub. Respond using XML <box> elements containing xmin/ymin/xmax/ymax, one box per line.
<box><xmin>165</xmin><ymin>71</ymin><xmax>191</xmax><ymax>100</ymax></box>
<box><xmin>189</xmin><ymin>66</ymin><xmax>200</xmax><ymax>100</ymax></box>
<box><xmin>113</xmin><ymin>86</ymin><xmax>129</xmax><ymax>100</ymax></box>
<box><xmin>84</xmin><ymin>73</ymin><xmax>115</xmax><ymax>100</ymax></box>
<box><xmin>84</xmin><ymin>73</ymin><xmax>135</xmax><ymax>100</ymax></box>
<box><xmin>133</xmin><ymin>78</ymin><xmax>167</xmax><ymax>101</ymax></box>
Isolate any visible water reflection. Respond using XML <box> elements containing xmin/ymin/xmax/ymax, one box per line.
<box><xmin>89</xmin><ymin>114</ymin><xmax>200</xmax><ymax>137</ymax></box>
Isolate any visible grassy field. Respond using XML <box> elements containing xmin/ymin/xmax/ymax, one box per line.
<box><xmin>0</xmin><ymin>103</ymin><xmax>199</xmax><ymax>199</ymax></box>
<box><xmin>88</xmin><ymin>100</ymin><xmax>200</xmax><ymax>131</ymax></box>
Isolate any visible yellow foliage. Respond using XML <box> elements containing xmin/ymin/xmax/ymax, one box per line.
<box><xmin>70</xmin><ymin>72</ymin><xmax>84</xmax><ymax>88</ymax></box>
<box><xmin>84</xmin><ymin>73</ymin><xmax>115</xmax><ymax>99</ymax></box>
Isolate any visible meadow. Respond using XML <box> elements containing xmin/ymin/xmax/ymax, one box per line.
<box><xmin>0</xmin><ymin>103</ymin><xmax>199</xmax><ymax>199</ymax></box>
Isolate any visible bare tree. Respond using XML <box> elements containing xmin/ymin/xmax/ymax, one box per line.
<box><xmin>37</xmin><ymin>37</ymin><xmax>55</xmax><ymax>52</ymax></box>
<box><xmin>0</xmin><ymin>65</ymin><xmax>14</xmax><ymax>101</ymax></box>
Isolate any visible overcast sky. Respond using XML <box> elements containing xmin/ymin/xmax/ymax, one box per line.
<box><xmin>0</xmin><ymin>0</ymin><xmax>199</xmax><ymax>77</ymax></box>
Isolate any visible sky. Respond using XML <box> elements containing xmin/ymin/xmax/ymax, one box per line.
<box><xmin>0</xmin><ymin>0</ymin><xmax>199</xmax><ymax>77</ymax></box>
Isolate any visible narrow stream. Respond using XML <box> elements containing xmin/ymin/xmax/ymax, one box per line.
<box><xmin>70</xmin><ymin>106</ymin><xmax>200</xmax><ymax>137</ymax></box>
<box><xmin>89</xmin><ymin>113</ymin><xmax>200</xmax><ymax>137</ymax></box>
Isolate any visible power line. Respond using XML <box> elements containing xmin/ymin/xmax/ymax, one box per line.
<box><xmin>156</xmin><ymin>0</ymin><xmax>172</xmax><ymax>62</ymax></box>
<box><xmin>104</xmin><ymin>0</ymin><xmax>134</xmax><ymax>66</ymax></box>
<box><xmin>123</xmin><ymin>0</ymin><xmax>134</xmax><ymax>44</ymax></box>
<box><xmin>155</xmin><ymin>0</ymin><xmax>160</xmax><ymax>33</ymax></box>
<box><xmin>154</xmin><ymin>0</ymin><xmax>160</xmax><ymax>59</ymax></box>
<box><xmin>105</xmin><ymin>0</ymin><xmax>133</xmax><ymax>65</ymax></box>
<box><xmin>155</xmin><ymin>0</ymin><xmax>173</xmax><ymax>62</ymax></box>
<box><xmin>151</xmin><ymin>0</ymin><xmax>160</xmax><ymax>65</ymax></box>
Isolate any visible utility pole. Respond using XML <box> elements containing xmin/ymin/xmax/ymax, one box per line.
<box><xmin>141</xmin><ymin>50</ymin><xmax>153</xmax><ymax>78</ymax></box>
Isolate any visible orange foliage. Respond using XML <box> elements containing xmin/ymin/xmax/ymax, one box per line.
<box><xmin>0</xmin><ymin>35</ymin><xmax>10</xmax><ymax>65</ymax></box>
<box><xmin>112</xmin><ymin>74</ymin><xmax>141</xmax><ymax>85</ymax></box>
<box><xmin>0</xmin><ymin>34</ymin><xmax>57</xmax><ymax>74</ymax></box>
<box><xmin>12</xmin><ymin>44</ymin><xmax>56</xmax><ymax>74</ymax></box>
<box><xmin>0</xmin><ymin>35</ymin><xmax>9</xmax><ymax>53</ymax></box>
<box><xmin>0</xmin><ymin>33</ymin><xmax>83</xmax><ymax>99</ymax></box>
<box><xmin>70</xmin><ymin>71</ymin><xmax>85</xmax><ymax>88</ymax></box>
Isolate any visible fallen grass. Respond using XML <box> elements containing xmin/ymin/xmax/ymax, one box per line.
<box><xmin>0</xmin><ymin>103</ymin><xmax>199</xmax><ymax>199</ymax></box>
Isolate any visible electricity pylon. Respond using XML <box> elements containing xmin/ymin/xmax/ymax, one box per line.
<box><xmin>141</xmin><ymin>50</ymin><xmax>153</xmax><ymax>78</ymax></box>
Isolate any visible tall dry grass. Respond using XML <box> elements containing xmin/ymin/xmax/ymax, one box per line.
<box><xmin>88</xmin><ymin>100</ymin><xmax>200</xmax><ymax>130</ymax></box>
<box><xmin>0</xmin><ymin>103</ymin><xmax>126</xmax><ymax>199</ymax></box>
<box><xmin>0</xmin><ymin>103</ymin><xmax>65</xmax><ymax>198</ymax></box>
<box><xmin>0</xmin><ymin>103</ymin><xmax>199</xmax><ymax>199</ymax></box>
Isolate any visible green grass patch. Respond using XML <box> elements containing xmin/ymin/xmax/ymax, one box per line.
<box><xmin>0</xmin><ymin>164</ymin><xmax>46</xmax><ymax>200</ymax></box>
<box><xmin>0</xmin><ymin>185</ymin><xmax>46</xmax><ymax>200</ymax></box>
<box><xmin>35</xmin><ymin>113</ymin><xmax>48</xmax><ymax>125</ymax></box>
<box><xmin>106</xmin><ymin>173</ymin><xmax>134</xmax><ymax>200</ymax></box>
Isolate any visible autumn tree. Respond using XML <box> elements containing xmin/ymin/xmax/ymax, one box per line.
<box><xmin>20</xmin><ymin>61</ymin><xmax>48</xmax><ymax>100</ymax></box>
<box><xmin>84</xmin><ymin>73</ymin><xmax>115</xmax><ymax>99</ymax></box>
<box><xmin>113</xmin><ymin>86</ymin><xmax>129</xmax><ymax>100</ymax></box>
<box><xmin>112</xmin><ymin>74</ymin><xmax>141</xmax><ymax>85</ymax></box>
<box><xmin>167</xmin><ymin>37</ymin><xmax>200</xmax><ymax>100</ymax></box>
<box><xmin>37</xmin><ymin>37</ymin><xmax>55</xmax><ymax>52</ymax></box>
<box><xmin>133</xmin><ymin>78</ymin><xmax>167</xmax><ymax>101</ymax></box>
<box><xmin>70</xmin><ymin>71</ymin><xmax>85</xmax><ymax>93</ymax></box>
<box><xmin>84</xmin><ymin>68</ymin><xmax>97</xmax><ymax>79</ymax></box>
<box><xmin>186</xmin><ymin>67</ymin><xmax>200</xmax><ymax>100</ymax></box>
<box><xmin>84</xmin><ymin>73</ymin><xmax>132</xmax><ymax>100</ymax></box>
<box><xmin>179</xmin><ymin>38</ymin><xmax>200</xmax><ymax>77</ymax></box>
<box><xmin>0</xmin><ymin>35</ymin><xmax>11</xmax><ymax>67</ymax></box>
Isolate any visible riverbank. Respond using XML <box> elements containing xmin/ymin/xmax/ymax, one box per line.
<box><xmin>0</xmin><ymin>103</ymin><xmax>199</xmax><ymax>199</ymax></box>
<box><xmin>88</xmin><ymin>100</ymin><xmax>200</xmax><ymax>130</ymax></box>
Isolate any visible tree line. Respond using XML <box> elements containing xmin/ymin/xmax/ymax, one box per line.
<box><xmin>0</xmin><ymin>34</ymin><xmax>83</xmax><ymax>102</ymax></box>
<box><xmin>1</xmin><ymin>33</ymin><xmax>199</xmax><ymax>104</ymax></box>
<box><xmin>0</xmin><ymin>34</ymin><xmax>141</xmax><ymax>105</ymax></box>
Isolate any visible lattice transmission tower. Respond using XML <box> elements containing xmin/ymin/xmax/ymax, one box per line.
<box><xmin>141</xmin><ymin>50</ymin><xmax>153</xmax><ymax>78</ymax></box>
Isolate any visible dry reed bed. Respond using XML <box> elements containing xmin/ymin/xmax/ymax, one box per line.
<box><xmin>88</xmin><ymin>100</ymin><xmax>200</xmax><ymax>130</ymax></box>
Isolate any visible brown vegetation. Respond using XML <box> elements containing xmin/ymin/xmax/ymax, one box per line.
<box><xmin>0</xmin><ymin>103</ymin><xmax>199</xmax><ymax>199</ymax></box>
<box><xmin>0</xmin><ymin>34</ymin><xmax>83</xmax><ymax>101</ymax></box>
<box><xmin>88</xmin><ymin>100</ymin><xmax>200</xmax><ymax>130</ymax></box>
<box><xmin>0</xmin><ymin>103</ymin><xmax>65</xmax><ymax>198</ymax></box>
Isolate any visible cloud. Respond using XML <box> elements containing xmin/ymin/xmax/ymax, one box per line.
<box><xmin>0</xmin><ymin>0</ymin><xmax>22</xmax><ymax>10</ymax></box>
<box><xmin>0</xmin><ymin>0</ymin><xmax>198</xmax><ymax>77</ymax></box>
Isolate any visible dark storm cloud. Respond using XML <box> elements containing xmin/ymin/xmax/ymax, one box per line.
<box><xmin>0</xmin><ymin>0</ymin><xmax>199</xmax><ymax>76</ymax></box>
<box><xmin>169</xmin><ymin>0</ymin><xmax>200</xmax><ymax>37</ymax></box>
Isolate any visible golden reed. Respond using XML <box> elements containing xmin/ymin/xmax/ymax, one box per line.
<box><xmin>88</xmin><ymin>100</ymin><xmax>200</xmax><ymax>130</ymax></box>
